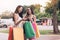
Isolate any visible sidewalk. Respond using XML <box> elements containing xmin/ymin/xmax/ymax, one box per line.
<box><xmin>38</xmin><ymin>35</ymin><xmax>60</xmax><ymax>40</ymax></box>
<box><xmin>0</xmin><ymin>33</ymin><xmax>60</xmax><ymax>40</ymax></box>
<box><xmin>0</xmin><ymin>33</ymin><xmax>8</xmax><ymax>40</ymax></box>
<box><xmin>0</xmin><ymin>25</ymin><xmax>60</xmax><ymax>40</ymax></box>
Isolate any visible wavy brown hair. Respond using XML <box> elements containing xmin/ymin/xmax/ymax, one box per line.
<box><xmin>13</xmin><ymin>5</ymin><xmax>24</xmax><ymax>21</ymax></box>
<box><xmin>26</xmin><ymin>7</ymin><xmax>34</xmax><ymax>16</ymax></box>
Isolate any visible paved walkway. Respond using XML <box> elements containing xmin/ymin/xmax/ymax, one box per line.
<box><xmin>38</xmin><ymin>35</ymin><xmax>60</xmax><ymax>40</ymax></box>
<box><xmin>0</xmin><ymin>26</ymin><xmax>60</xmax><ymax>40</ymax></box>
<box><xmin>0</xmin><ymin>33</ymin><xmax>8</xmax><ymax>40</ymax></box>
<box><xmin>0</xmin><ymin>33</ymin><xmax>60</xmax><ymax>40</ymax></box>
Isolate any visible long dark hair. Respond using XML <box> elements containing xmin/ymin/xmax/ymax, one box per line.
<box><xmin>15</xmin><ymin>5</ymin><xmax>24</xmax><ymax>18</ymax></box>
<box><xmin>26</xmin><ymin>7</ymin><xmax>34</xmax><ymax>16</ymax></box>
<box><xmin>13</xmin><ymin>5</ymin><xmax>24</xmax><ymax>21</ymax></box>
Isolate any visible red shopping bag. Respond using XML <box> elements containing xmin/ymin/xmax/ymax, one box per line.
<box><xmin>8</xmin><ymin>27</ymin><xmax>13</xmax><ymax>40</ymax></box>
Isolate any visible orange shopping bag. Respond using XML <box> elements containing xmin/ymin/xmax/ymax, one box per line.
<box><xmin>32</xmin><ymin>22</ymin><xmax>40</xmax><ymax>38</ymax></box>
<box><xmin>35</xmin><ymin>23</ymin><xmax>40</xmax><ymax>38</ymax></box>
<box><xmin>8</xmin><ymin>27</ymin><xmax>13</xmax><ymax>40</ymax></box>
<box><xmin>13</xmin><ymin>27</ymin><xmax>24</xmax><ymax>40</ymax></box>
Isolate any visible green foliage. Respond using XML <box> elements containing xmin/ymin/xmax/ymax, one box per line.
<box><xmin>57</xmin><ymin>0</ymin><xmax>60</xmax><ymax>10</ymax></box>
<box><xmin>45</xmin><ymin>0</ymin><xmax>60</xmax><ymax>14</ymax></box>
<box><xmin>40</xmin><ymin>30</ymin><xmax>53</xmax><ymax>34</ymax></box>
<box><xmin>35</xmin><ymin>12</ymin><xmax>52</xmax><ymax>19</ymax></box>
<box><xmin>29</xmin><ymin>4</ymin><xmax>41</xmax><ymax>19</ymax></box>
<box><xmin>1</xmin><ymin>15</ymin><xmax>13</xmax><ymax>19</ymax></box>
<box><xmin>45</xmin><ymin>7</ymin><xmax>53</xmax><ymax>14</ymax></box>
<box><xmin>0</xmin><ymin>30</ymin><xmax>9</xmax><ymax>33</ymax></box>
<box><xmin>57</xmin><ymin>11</ymin><xmax>60</xmax><ymax>21</ymax></box>
<box><xmin>43</xmin><ymin>13</ymin><xmax>52</xmax><ymax>18</ymax></box>
<box><xmin>45</xmin><ymin>0</ymin><xmax>60</xmax><ymax>21</ymax></box>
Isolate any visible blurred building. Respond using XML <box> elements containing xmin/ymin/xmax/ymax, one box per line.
<box><xmin>40</xmin><ymin>17</ymin><xmax>52</xmax><ymax>26</ymax></box>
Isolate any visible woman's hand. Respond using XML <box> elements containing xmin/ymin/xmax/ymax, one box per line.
<box><xmin>22</xmin><ymin>17</ymin><xmax>27</xmax><ymax>21</ymax></box>
<box><xmin>28</xmin><ymin>17</ymin><xmax>33</xmax><ymax>22</ymax></box>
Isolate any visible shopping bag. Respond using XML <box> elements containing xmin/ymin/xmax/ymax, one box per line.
<box><xmin>13</xmin><ymin>27</ymin><xmax>24</xmax><ymax>40</ymax></box>
<box><xmin>8</xmin><ymin>27</ymin><xmax>13</xmax><ymax>40</ymax></box>
<box><xmin>23</xmin><ymin>21</ymin><xmax>35</xmax><ymax>38</ymax></box>
<box><xmin>32</xmin><ymin>22</ymin><xmax>40</xmax><ymax>38</ymax></box>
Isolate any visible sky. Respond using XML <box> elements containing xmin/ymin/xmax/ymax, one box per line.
<box><xmin>0</xmin><ymin>0</ymin><xmax>50</xmax><ymax>14</ymax></box>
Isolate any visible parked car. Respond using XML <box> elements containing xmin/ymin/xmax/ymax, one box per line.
<box><xmin>0</xmin><ymin>20</ymin><xmax>7</xmax><ymax>28</ymax></box>
<box><xmin>0</xmin><ymin>18</ymin><xmax>14</xmax><ymax>28</ymax></box>
<box><xmin>36</xmin><ymin>19</ymin><xmax>41</xmax><ymax>25</ymax></box>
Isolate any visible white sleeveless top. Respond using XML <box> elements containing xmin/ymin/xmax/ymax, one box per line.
<box><xmin>15</xmin><ymin>14</ymin><xmax>23</xmax><ymax>28</ymax></box>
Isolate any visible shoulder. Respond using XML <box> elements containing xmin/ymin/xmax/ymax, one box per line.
<box><xmin>13</xmin><ymin>13</ymin><xmax>18</xmax><ymax>16</ymax></box>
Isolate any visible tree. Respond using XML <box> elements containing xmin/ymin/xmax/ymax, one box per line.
<box><xmin>1</xmin><ymin>10</ymin><xmax>13</xmax><ymax>19</ymax></box>
<box><xmin>45</xmin><ymin>0</ymin><xmax>60</xmax><ymax>33</ymax></box>
<box><xmin>52</xmin><ymin>0</ymin><xmax>60</xmax><ymax>33</ymax></box>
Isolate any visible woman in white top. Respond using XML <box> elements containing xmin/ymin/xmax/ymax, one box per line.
<box><xmin>13</xmin><ymin>5</ymin><xmax>26</xmax><ymax>40</ymax></box>
<box><xmin>13</xmin><ymin>5</ymin><xmax>25</xmax><ymax>26</ymax></box>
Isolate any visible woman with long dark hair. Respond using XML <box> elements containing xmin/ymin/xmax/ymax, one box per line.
<box><xmin>13</xmin><ymin>5</ymin><xmax>26</xmax><ymax>40</ymax></box>
<box><xmin>25</xmin><ymin>7</ymin><xmax>36</xmax><ymax>40</ymax></box>
<box><xmin>13</xmin><ymin>5</ymin><xmax>26</xmax><ymax>26</ymax></box>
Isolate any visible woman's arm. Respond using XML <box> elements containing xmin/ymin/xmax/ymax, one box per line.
<box><xmin>22</xmin><ymin>16</ymin><xmax>28</xmax><ymax>21</ymax></box>
<box><xmin>33</xmin><ymin>15</ymin><xmax>36</xmax><ymax>23</ymax></box>
<box><xmin>15</xmin><ymin>20</ymin><xmax>23</xmax><ymax>25</ymax></box>
<box><xmin>28</xmin><ymin>15</ymin><xmax>36</xmax><ymax>23</ymax></box>
<box><xmin>13</xmin><ymin>13</ymin><xmax>23</xmax><ymax>25</ymax></box>
<box><xmin>13</xmin><ymin>13</ymin><xmax>18</xmax><ymax>24</ymax></box>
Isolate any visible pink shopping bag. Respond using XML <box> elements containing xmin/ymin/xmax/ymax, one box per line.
<box><xmin>32</xmin><ymin>22</ymin><xmax>40</xmax><ymax>38</ymax></box>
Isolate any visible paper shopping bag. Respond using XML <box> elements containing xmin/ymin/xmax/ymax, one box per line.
<box><xmin>23</xmin><ymin>21</ymin><xmax>35</xmax><ymax>38</ymax></box>
<box><xmin>13</xmin><ymin>27</ymin><xmax>24</xmax><ymax>40</ymax></box>
<box><xmin>8</xmin><ymin>27</ymin><xmax>13</xmax><ymax>40</ymax></box>
<box><xmin>32</xmin><ymin>22</ymin><xmax>40</xmax><ymax>38</ymax></box>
